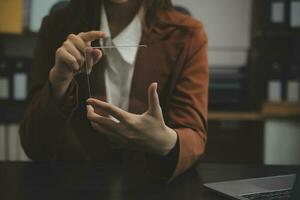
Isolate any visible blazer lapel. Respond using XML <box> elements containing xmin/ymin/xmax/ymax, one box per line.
<box><xmin>128</xmin><ymin>30</ymin><xmax>184</xmax><ymax>114</ymax></box>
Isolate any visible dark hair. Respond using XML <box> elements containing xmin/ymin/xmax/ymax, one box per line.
<box><xmin>143</xmin><ymin>0</ymin><xmax>173</xmax><ymax>28</ymax></box>
<box><xmin>174</xmin><ymin>5</ymin><xmax>191</xmax><ymax>16</ymax></box>
<box><xmin>50</xmin><ymin>1</ymin><xmax>69</xmax><ymax>15</ymax></box>
<box><xmin>64</xmin><ymin>0</ymin><xmax>173</xmax><ymax>34</ymax></box>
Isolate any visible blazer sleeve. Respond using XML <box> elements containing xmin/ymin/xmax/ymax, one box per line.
<box><xmin>166</xmin><ymin>23</ymin><xmax>208</xmax><ymax>180</ymax></box>
<box><xmin>19</xmin><ymin>16</ymin><xmax>78</xmax><ymax>161</ymax></box>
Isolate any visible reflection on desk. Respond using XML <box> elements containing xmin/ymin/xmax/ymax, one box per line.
<box><xmin>0</xmin><ymin>162</ymin><xmax>299</xmax><ymax>200</ymax></box>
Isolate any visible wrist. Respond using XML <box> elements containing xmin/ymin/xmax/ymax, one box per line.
<box><xmin>159</xmin><ymin>127</ymin><xmax>178</xmax><ymax>156</ymax></box>
<box><xmin>49</xmin><ymin>66</ymin><xmax>73</xmax><ymax>86</ymax></box>
<box><xmin>49</xmin><ymin>67</ymin><xmax>73</xmax><ymax>101</ymax></box>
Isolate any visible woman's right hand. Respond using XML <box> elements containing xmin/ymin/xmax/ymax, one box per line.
<box><xmin>49</xmin><ymin>31</ymin><xmax>106</xmax><ymax>101</ymax></box>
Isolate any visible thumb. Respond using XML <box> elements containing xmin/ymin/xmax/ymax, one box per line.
<box><xmin>92</xmin><ymin>49</ymin><xmax>103</xmax><ymax>65</ymax></box>
<box><xmin>84</xmin><ymin>47</ymin><xmax>94</xmax><ymax>74</ymax></box>
<box><xmin>86</xmin><ymin>105</ymin><xmax>94</xmax><ymax>114</ymax></box>
<box><xmin>84</xmin><ymin>48</ymin><xmax>102</xmax><ymax>74</ymax></box>
<box><xmin>147</xmin><ymin>82</ymin><xmax>163</xmax><ymax>118</ymax></box>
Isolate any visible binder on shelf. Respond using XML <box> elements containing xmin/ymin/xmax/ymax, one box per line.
<box><xmin>209</xmin><ymin>66</ymin><xmax>248</xmax><ymax>110</ymax></box>
<box><xmin>267</xmin><ymin>0</ymin><xmax>290</xmax><ymax>30</ymax></box>
<box><xmin>0</xmin><ymin>0</ymin><xmax>23</xmax><ymax>34</ymax></box>
<box><xmin>290</xmin><ymin>0</ymin><xmax>300</xmax><ymax>28</ymax></box>
<box><xmin>0</xmin><ymin>60</ymin><xmax>10</xmax><ymax>101</ymax></box>
<box><xmin>286</xmin><ymin>64</ymin><xmax>300</xmax><ymax>102</ymax></box>
<box><xmin>0</xmin><ymin>57</ymin><xmax>31</xmax><ymax>124</ymax></box>
<box><xmin>262</xmin><ymin>36</ymin><xmax>292</xmax><ymax>101</ymax></box>
<box><xmin>13</xmin><ymin>60</ymin><xmax>29</xmax><ymax>101</ymax></box>
<box><xmin>7</xmin><ymin>124</ymin><xmax>20</xmax><ymax>161</ymax></box>
<box><xmin>271</xmin><ymin>0</ymin><xmax>286</xmax><ymax>23</ymax></box>
<box><xmin>286</xmin><ymin>38</ymin><xmax>300</xmax><ymax>102</ymax></box>
<box><xmin>7</xmin><ymin>124</ymin><xmax>29</xmax><ymax>161</ymax></box>
<box><xmin>267</xmin><ymin>62</ymin><xmax>283</xmax><ymax>102</ymax></box>
<box><xmin>287</xmin><ymin>81</ymin><xmax>300</xmax><ymax>102</ymax></box>
<box><xmin>268</xmin><ymin>81</ymin><xmax>282</xmax><ymax>102</ymax></box>
<box><xmin>0</xmin><ymin>124</ymin><xmax>6</xmax><ymax>161</ymax></box>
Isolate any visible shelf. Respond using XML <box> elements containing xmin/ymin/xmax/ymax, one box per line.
<box><xmin>209</xmin><ymin>102</ymin><xmax>300</xmax><ymax>120</ymax></box>
<box><xmin>0</xmin><ymin>31</ymin><xmax>37</xmax><ymax>37</ymax></box>
<box><xmin>262</xmin><ymin>102</ymin><xmax>300</xmax><ymax>118</ymax></box>
<box><xmin>208</xmin><ymin>111</ymin><xmax>262</xmax><ymax>121</ymax></box>
<box><xmin>253</xmin><ymin>30</ymin><xmax>300</xmax><ymax>38</ymax></box>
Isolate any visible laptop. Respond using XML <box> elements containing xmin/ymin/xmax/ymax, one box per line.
<box><xmin>204</xmin><ymin>172</ymin><xmax>299</xmax><ymax>200</ymax></box>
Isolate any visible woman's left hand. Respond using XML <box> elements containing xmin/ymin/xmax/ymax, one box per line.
<box><xmin>86</xmin><ymin>83</ymin><xmax>177</xmax><ymax>156</ymax></box>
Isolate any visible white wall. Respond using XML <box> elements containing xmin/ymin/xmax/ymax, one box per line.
<box><xmin>264</xmin><ymin>120</ymin><xmax>300</xmax><ymax>165</ymax></box>
<box><xmin>172</xmin><ymin>0</ymin><xmax>253</xmax><ymax>67</ymax></box>
<box><xmin>29</xmin><ymin>0</ymin><xmax>69</xmax><ymax>32</ymax></box>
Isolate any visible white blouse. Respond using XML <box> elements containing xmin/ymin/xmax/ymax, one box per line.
<box><xmin>100</xmin><ymin>5</ymin><xmax>142</xmax><ymax>112</ymax></box>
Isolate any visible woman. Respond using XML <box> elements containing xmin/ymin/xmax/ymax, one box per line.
<box><xmin>20</xmin><ymin>0</ymin><xmax>208</xmax><ymax>182</ymax></box>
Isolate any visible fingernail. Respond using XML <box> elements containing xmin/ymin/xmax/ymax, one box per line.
<box><xmin>86</xmin><ymin>105</ymin><xmax>93</xmax><ymax>112</ymax></box>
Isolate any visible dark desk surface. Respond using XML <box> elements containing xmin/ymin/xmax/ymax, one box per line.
<box><xmin>0</xmin><ymin>162</ymin><xmax>299</xmax><ymax>200</ymax></box>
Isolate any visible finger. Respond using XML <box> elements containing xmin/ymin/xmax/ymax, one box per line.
<box><xmin>85</xmin><ymin>47</ymin><xmax>95</xmax><ymax>74</ymax></box>
<box><xmin>67</xmin><ymin>34</ymin><xmax>87</xmax><ymax>54</ymax></box>
<box><xmin>86</xmin><ymin>105</ymin><xmax>94</xmax><ymax>113</ymax></box>
<box><xmin>92</xmin><ymin>49</ymin><xmax>102</xmax><ymax>64</ymax></box>
<box><xmin>147</xmin><ymin>82</ymin><xmax>162</xmax><ymax>117</ymax></box>
<box><xmin>87</xmin><ymin>107</ymin><xmax>122</xmax><ymax>133</ymax></box>
<box><xmin>56</xmin><ymin>48</ymin><xmax>80</xmax><ymax>72</ymax></box>
<box><xmin>79</xmin><ymin>31</ymin><xmax>106</xmax><ymax>42</ymax></box>
<box><xmin>87</xmin><ymin>98</ymin><xmax>131</xmax><ymax>124</ymax></box>
<box><xmin>63</xmin><ymin>41</ymin><xmax>85</xmax><ymax>66</ymax></box>
<box><xmin>84</xmin><ymin>48</ymin><xmax>103</xmax><ymax>74</ymax></box>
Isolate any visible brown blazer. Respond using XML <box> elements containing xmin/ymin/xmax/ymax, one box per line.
<box><xmin>20</xmin><ymin>5</ymin><xmax>208</xmax><ymax>181</ymax></box>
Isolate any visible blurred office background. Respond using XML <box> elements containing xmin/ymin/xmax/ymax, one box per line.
<box><xmin>0</xmin><ymin>0</ymin><xmax>299</xmax><ymax>164</ymax></box>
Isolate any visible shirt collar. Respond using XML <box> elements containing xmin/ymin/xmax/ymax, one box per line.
<box><xmin>100</xmin><ymin>5</ymin><xmax>142</xmax><ymax>65</ymax></box>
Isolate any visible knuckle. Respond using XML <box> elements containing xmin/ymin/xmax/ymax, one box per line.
<box><xmin>62</xmin><ymin>41</ymin><xmax>69</xmax><ymax>48</ymax></box>
<box><xmin>70</xmin><ymin>57</ymin><xmax>79</xmax><ymax>66</ymax></box>
<box><xmin>70</xmin><ymin>57</ymin><xmax>78</xmax><ymax>65</ymax></box>
<box><xmin>67</xmin><ymin>33</ymin><xmax>76</xmax><ymax>40</ymax></box>
<box><xmin>78</xmin><ymin>32</ymin><xmax>84</xmax><ymax>37</ymax></box>
<box><xmin>126</xmin><ymin>118</ymin><xmax>136</xmax><ymax>127</ymax></box>
<box><xmin>56</xmin><ymin>47</ymin><xmax>63</xmax><ymax>55</ymax></box>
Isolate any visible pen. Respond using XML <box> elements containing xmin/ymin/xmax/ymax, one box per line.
<box><xmin>91</xmin><ymin>45</ymin><xmax>147</xmax><ymax>49</ymax></box>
